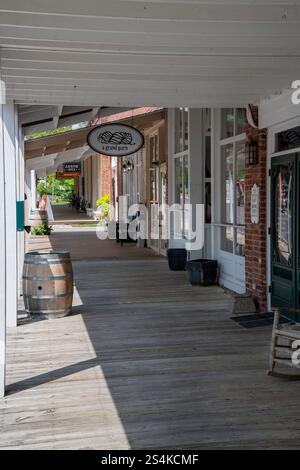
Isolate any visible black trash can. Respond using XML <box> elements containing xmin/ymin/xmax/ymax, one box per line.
<box><xmin>186</xmin><ymin>259</ymin><xmax>218</xmax><ymax>286</ymax></box>
<box><xmin>167</xmin><ymin>249</ymin><xmax>187</xmax><ymax>271</ymax></box>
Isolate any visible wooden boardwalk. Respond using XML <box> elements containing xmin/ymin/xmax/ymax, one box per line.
<box><xmin>1</xmin><ymin>231</ymin><xmax>300</xmax><ymax>449</ymax></box>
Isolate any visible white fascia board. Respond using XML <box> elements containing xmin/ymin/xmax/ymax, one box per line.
<box><xmin>259</xmin><ymin>88</ymin><xmax>300</xmax><ymax>129</ymax></box>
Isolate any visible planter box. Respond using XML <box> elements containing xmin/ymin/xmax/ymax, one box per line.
<box><xmin>186</xmin><ymin>259</ymin><xmax>218</xmax><ymax>286</ymax></box>
<box><xmin>167</xmin><ymin>249</ymin><xmax>187</xmax><ymax>271</ymax></box>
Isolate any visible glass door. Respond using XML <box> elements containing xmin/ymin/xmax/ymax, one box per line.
<box><xmin>149</xmin><ymin>135</ymin><xmax>159</xmax><ymax>252</ymax></box>
<box><xmin>271</xmin><ymin>154</ymin><xmax>296</xmax><ymax>314</ymax></box>
<box><xmin>159</xmin><ymin>163</ymin><xmax>167</xmax><ymax>255</ymax></box>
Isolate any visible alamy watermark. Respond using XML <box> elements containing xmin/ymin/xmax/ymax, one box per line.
<box><xmin>291</xmin><ymin>80</ymin><xmax>300</xmax><ymax>104</ymax></box>
<box><xmin>291</xmin><ymin>340</ymin><xmax>300</xmax><ymax>366</ymax></box>
<box><xmin>95</xmin><ymin>197</ymin><xmax>205</xmax><ymax>251</ymax></box>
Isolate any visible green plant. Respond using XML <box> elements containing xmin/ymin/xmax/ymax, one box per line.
<box><xmin>37</xmin><ymin>174</ymin><xmax>75</xmax><ymax>201</ymax></box>
<box><xmin>31</xmin><ymin>222</ymin><xmax>53</xmax><ymax>236</ymax></box>
<box><xmin>96</xmin><ymin>193</ymin><xmax>110</xmax><ymax>218</ymax></box>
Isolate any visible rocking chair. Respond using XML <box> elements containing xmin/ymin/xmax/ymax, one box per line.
<box><xmin>268</xmin><ymin>307</ymin><xmax>300</xmax><ymax>379</ymax></box>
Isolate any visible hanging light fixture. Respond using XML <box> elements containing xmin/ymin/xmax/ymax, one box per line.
<box><xmin>246</xmin><ymin>138</ymin><xmax>259</xmax><ymax>165</ymax></box>
<box><xmin>126</xmin><ymin>159</ymin><xmax>134</xmax><ymax>173</ymax></box>
<box><xmin>122</xmin><ymin>158</ymin><xmax>135</xmax><ymax>173</ymax></box>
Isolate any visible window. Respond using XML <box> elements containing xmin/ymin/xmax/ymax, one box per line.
<box><xmin>149</xmin><ymin>136</ymin><xmax>159</xmax><ymax>202</ymax></box>
<box><xmin>220</xmin><ymin>108</ymin><xmax>246</xmax><ymax>257</ymax></box>
<box><xmin>174</xmin><ymin>108</ymin><xmax>189</xmax><ymax>238</ymax></box>
<box><xmin>276</xmin><ymin>125</ymin><xmax>300</xmax><ymax>153</ymax></box>
<box><xmin>221</xmin><ymin>108</ymin><xmax>234</xmax><ymax>139</ymax></box>
<box><xmin>175</xmin><ymin>108</ymin><xmax>189</xmax><ymax>153</ymax></box>
<box><xmin>204</xmin><ymin>109</ymin><xmax>212</xmax><ymax>223</ymax></box>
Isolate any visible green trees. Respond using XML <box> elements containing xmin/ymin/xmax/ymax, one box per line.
<box><xmin>37</xmin><ymin>174</ymin><xmax>75</xmax><ymax>203</ymax></box>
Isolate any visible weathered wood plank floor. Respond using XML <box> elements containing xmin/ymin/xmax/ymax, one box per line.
<box><xmin>1</xmin><ymin>233</ymin><xmax>300</xmax><ymax>449</ymax></box>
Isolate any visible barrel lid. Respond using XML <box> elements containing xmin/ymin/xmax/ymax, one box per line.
<box><xmin>25</xmin><ymin>251</ymin><xmax>71</xmax><ymax>258</ymax></box>
<box><xmin>30</xmin><ymin>210</ymin><xmax>48</xmax><ymax>215</ymax></box>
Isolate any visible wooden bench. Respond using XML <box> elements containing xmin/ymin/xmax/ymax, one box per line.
<box><xmin>268</xmin><ymin>307</ymin><xmax>300</xmax><ymax>379</ymax></box>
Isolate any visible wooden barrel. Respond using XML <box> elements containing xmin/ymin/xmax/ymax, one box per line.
<box><xmin>29</xmin><ymin>210</ymin><xmax>48</xmax><ymax>228</ymax></box>
<box><xmin>22</xmin><ymin>251</ymin><xmax>73</xmax><ymax>319</ymax></box>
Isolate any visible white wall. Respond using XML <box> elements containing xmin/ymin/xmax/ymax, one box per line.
<box><xmin>0</xmin><ymin>102</ymin><xmax>7</xmax><ymax>397</ymax></box>
<box><xmin>0</xmin><ymin>99</ymin><xmax>25</xmax><ymax>395</ymax></box>
<box><xmin>3</xmin><ymin>102</ymin><xmax>18</xmax><ymax>327</ymax></box>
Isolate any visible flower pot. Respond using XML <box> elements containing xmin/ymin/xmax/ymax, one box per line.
<box><xmin>167</xmin><ymin>248</ymin><xmax>187</xmax><ymax>271</ymax></box>
<box><xmin>186</xmin><ymin>259</ymin><xmax>218</xmax><ymax>286</ymax></box>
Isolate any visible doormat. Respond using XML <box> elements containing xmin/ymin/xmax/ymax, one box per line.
<box><xmin>230</xmin><ymin>312</ymin><xmax>291</xmax><ymax>329</ymax></box>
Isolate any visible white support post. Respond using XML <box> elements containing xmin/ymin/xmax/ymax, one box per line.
<box><xmin>167</xmin><ymin>108</ymin><xmax>176</xmax><ymax>248</ymax></box>
<box><xmin>3</xmin><ymin>101</ymin><xmax>18</xmax><ymax>328</ymax></box>
<box><xmin>0</xmin><ymin>103</ymin><xmax>7</xmax><ymax>397</ymax></box>
<box><xmin>16</xmin><ymin>112</ymin><xmax>25</xmax><ymax>296</ymax></box>
<box><xmin>189</xmin><ymin>108</ymin><xmax>205</xmax><ymax>260</ymax></box>
<box><xmin>30</xmin><ymin>169</ymin><xmax>37</xmax><ymax>211</ymax></box>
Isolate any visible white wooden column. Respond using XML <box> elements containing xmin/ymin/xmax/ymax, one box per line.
<box><xmin>30</xmin><ymin>169</ymin><xmax>37</xmax><ymax>211</ymax></box>
<box><xmin>3</xmin><ymin>101</ymin><xmax>18</xmax><ymax>328</ymax></box>
<box><xmin>16</xmin><ymin>116</ymin><xmax>25</xmax><ymax>296</ymax></box>
<box><xmin>189</xmin><ymin>108</ymin><xmax>205</xmax><ymax>259</ymax></box>
<box><xmin>167</xmin><ymin>108</ymin><xmax>176</xmax><ymax>248</ymax></box>
<box><xmin>0</xmin><ymin>103</ymin><xmax>7</xmax><ymax>397</ymax></box>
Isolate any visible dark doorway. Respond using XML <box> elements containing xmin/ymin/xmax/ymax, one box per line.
<box><xmin>271</xmin><ymin>153</ymin><xmax>300</xmax><ymax>320</ymax></box>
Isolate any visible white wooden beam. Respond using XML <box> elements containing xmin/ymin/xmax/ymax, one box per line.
<box><xmin>3</xmin><ymin>74</ymin><xmax>289</xmax><ymax>92</ymax></box>
<box><xmin>0</xmin><ymin>1</ymin><xmax>297</xmax><ymax>21</ymax></box>
<box><xmin>30</xmin><ymin>169</ymin><xmax>37</xmax><ymax>211</ymax></box>
<box><xmin>0</xmin><ymin>103</ymin><xmax>7</xmax><ymax>397</ymax></box>
<box><xmin>4</xmin><ymin>59</ymin><xmax>300</xmax><ymax>79</ymax></box>
<box><xmin>1</xmin><ymin>37</ymin><xmax>299</xmax><ymax>57</ymax></box>
<box><xmin>1</xmin><ymin>25</ymin><xmax>300</xmax><ymax>49</ymax></box>
<box><xmin>1</xmin><ymin>11</ymin><xmax>300</xmax><ymax>36</ymax></box>
<box><xmin>12</xmin><ymin>95</ymin><xmax>260</xmax><ymax>108</ymax></box>
<box><xmin>16</xmin><ymin>118</ymin><xmax>25</xmax><ymax>296</ymax></box>
<box><xmin>4</xmin><ymin>49</ymin><xmax>300</xmax><ymax>68</ymax></box>
<box><xmin>3</xmin><ymin>101</ymin><xmax>18</xmax><ymax>328</ymax></box>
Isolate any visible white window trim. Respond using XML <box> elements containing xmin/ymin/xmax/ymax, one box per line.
<box><xmin>211</xmin><ymin>108</ymin><xmax>246</xmax><ymax>294</ymax></box>
<box><xmin>172</xmin><ymin>108</ymin><xmax>190</xmax><ymax>240</ymax></box>
<box><xmin>219</xmin><ymin>131</ymin><xmax>246</xmax><ymax>257</ymax></box>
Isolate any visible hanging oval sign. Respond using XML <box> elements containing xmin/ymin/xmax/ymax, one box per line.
<box><xmin>87</xmin><ymin>123</ymin><xmax>144</xmax><ymax>157</ymax></box>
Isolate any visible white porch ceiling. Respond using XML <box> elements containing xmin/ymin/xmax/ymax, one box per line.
<box><xmin>1</xmin><ymin>1</ymin><xmax>300</xmax><ymax>108</ymax></box>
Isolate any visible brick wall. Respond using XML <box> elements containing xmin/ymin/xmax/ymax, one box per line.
<box><xmin>245</xmin><ymin>111</ymin><xmax>268</xmax><ymax>312</ymax></box>
<box><xmin>99</xmin><ymin>155</ymin><xmax>111</xmax><ymax>197</ymax></box>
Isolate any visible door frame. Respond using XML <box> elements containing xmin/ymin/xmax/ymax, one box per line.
<box><xmin>267</xmin><ymin>116</ymin><xmax>300</xmax><ymax>311</ymax></box>
<box><xmin>270</xmin><ymin>153</ymin><xmax>297</xmax><ymax>309</ymax></box>
<box><xmin>159</xmin><ymin>162</ymin><xmax>167</xmax><ymax>256</ymax></box>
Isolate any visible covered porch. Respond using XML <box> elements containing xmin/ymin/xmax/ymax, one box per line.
<box><xmin>1</xmin><ymin>229</ymin><xmax>299</xmax><ymax>449</ymax></box>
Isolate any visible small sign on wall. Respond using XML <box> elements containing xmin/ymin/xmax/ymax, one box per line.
<box><xmin>16</xmin><ymin>200</ymin><xmax>24</xmax><ymax>232</ymax></box>
<box><xmin>63</xmin><ymin>162</ymin><xmax>81</xmax><ymax>176</ymax></box>
<box><xmin>251</xmin><ymin>184</ymin><xmax>260</xmax><ymax>224</ymax></box>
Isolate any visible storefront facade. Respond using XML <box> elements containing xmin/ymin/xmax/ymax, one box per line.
<box><xmin>166</xmin><ymin>99</ymin><xmax>300</xmax><ymax>313</ymax></box>
<box><xmin>168</xmin><ymin>107</ymin><xmax>247</xmax><ymax>292</ymax></box>
<box><xmin>116</xmin><ymin>113</ymin><xmax>167</xmax><ymax>256</ymax></box>
<box><xmin>261</xmin><ymin>91</ymin><xmax>300</xmax><ymax>313</ymax></box>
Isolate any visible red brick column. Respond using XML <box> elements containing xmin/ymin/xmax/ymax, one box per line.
<box><xmin>245</xmin><ymin>116</ymin><xmax>268</xmax><ymax>312</ymax></box>
<box><xmin>100</xmin><ymin>155</ymin><xmax>111</xmax><ymax>197</ymax></box>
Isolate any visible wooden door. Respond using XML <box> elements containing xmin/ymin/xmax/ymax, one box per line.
<box><xmin>271</xmin><ymin>154</ymin><xmax>297</xmax><ymax>316</ymax></box>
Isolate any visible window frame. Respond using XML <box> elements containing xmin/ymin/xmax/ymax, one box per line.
<box><xmin>173</xmin><ymin>108</ymin><xmax>189</xmax><ymax>239</ymax></box>
<box><xmin>219</xmin><ymin>108</ymin><xmax>246</xmax><ymax>257</ymax></box>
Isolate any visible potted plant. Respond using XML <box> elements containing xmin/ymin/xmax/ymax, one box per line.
<box><xmin>186</xmin><ymin>259</ymin><xmax>218</xmax><ymax>286</ymax></box>
<box><xmin>167</xmin><ymin>248</ymin><xmax>187</xmax><ymax>271</ymax></box>
<box><xmin>31</xmin><ymin>222</ymin><xmax>53</xmax><ymax>236</ymax></box>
